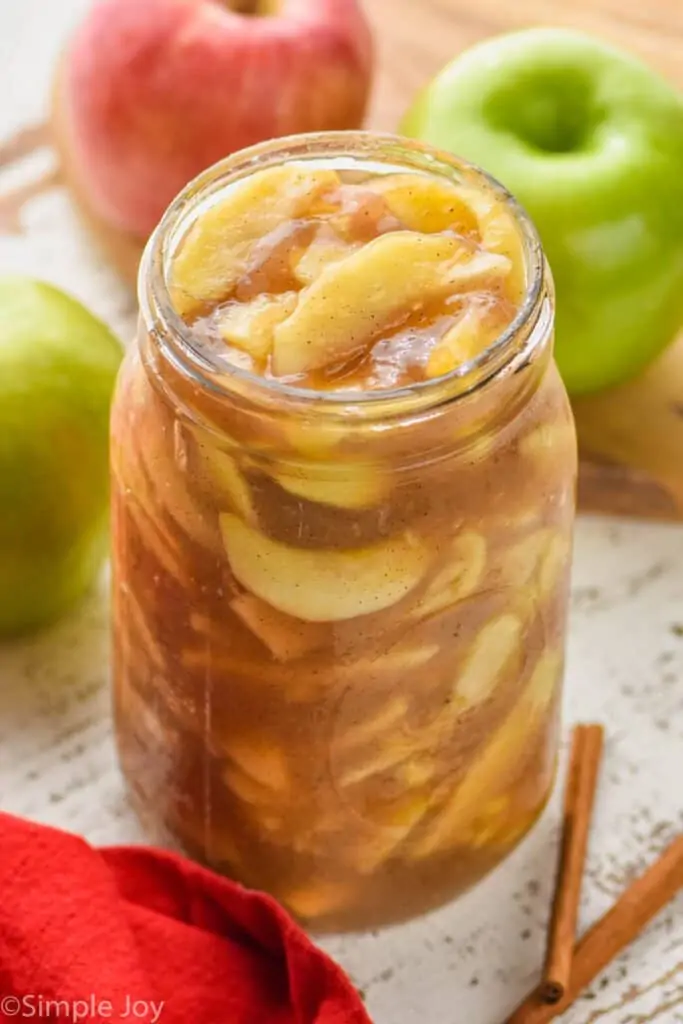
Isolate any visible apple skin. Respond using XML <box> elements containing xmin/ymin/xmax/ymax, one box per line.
<box><xmin>0</xmin><ymin>278</ymin><xmax>122</xmax><ymax>636</ymax></box>
<box><xmin>401</xmin><ymin>28</ymin><xmax>683</xmax><ymax>395</ymax></box>
<box><xmin>58</xmin><ymin>0</ymin><xmax>373</xmax><ymax>240</ymax></box>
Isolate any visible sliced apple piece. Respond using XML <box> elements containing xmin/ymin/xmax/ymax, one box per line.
<box><xmin>333</xmin><ymin>643</ymin><xmax>441</xmax><ymax>685</ymax></box>
<box><xmin>230</xmin><ymin>592</ymin><xmax>326</xmax><ymax>662</ymax></box>
<box><xmin>367</xmin><ymin>792</ymin><xmax>432</xmax><ymax>832</ymax></box>
<box><xmin>412</xmin><ymin>530</ymin><xmax>486</xmax><ymax>619</ymax></box>
<box><xmin>222</xmin><ymin>763</ymin><xmax>279</xmax><ymax>807</ymax></box>
<box><xmin>410</xmin><ymin>649</ymin><xmax>561</xmax><ymax>859</ymax></box>
<box><xmin>135</xmin><ymin>415</ymin><xmax>221</xmax><ymax>554</ymax></box>
<box><xmin>220</xmin><ymin>515</ymin><xmax>429</xmax><ymax>622</ymax></box>
<box><xmin>281</xmin><ymin>419</ymin><xmax>346</xmax><ymax>458</ymax></box>
<box><xmin>426</xmin><ymin>302</ymin><xmax>508</xmax><ymax>379</ymax></box>
<box><xmin>274</xmin><ymin>462</ymin><xmax>388</xmax><ymax>510</ymax></box>
<box><xmin>338</xmin><ymin>742</ymin><xmax>416</xmax><ymax>788</ymax></box>
<box><xmin>369</xmin><ymin>172</ymin><xmax>480</xmax><ymax>234</ymax></box>
<box><xmin>170</xmin><ymin>165</ymin><xmax>339</xmax><ymax>316</ymax></box>
<box><xmin>284</xmin><ymin>881</ymin><xmax>355</xmax><ymax>920</ymax></box>
<box><xmin>335</xmin><ymin>695</ymin><xmax>410</xmax><ymax>753</ymax></box>
<box><xmin>292</xmin><ymin>227</ymin><xmax>361</xmax><ymax>286</ymax></box>
<box><xmin>192</xmin><ymin>440</ymin><xmax>256</xmax><ymax>523</ymax></box>
<box><xmin>271</xmin><ymin>232</ymin><xmax>467</xmax><ymax>376</ymax></box>
<box><xmin>538</xmin><ymin>534</ymin><xmax>572</xmax><ymax>601</ymax></box>
<box><xmin>499</xmin><ymin>529</ymin><xmax>571</xmax><ymax>603</ymax></box>
<box><xmin>125</xmin><ymin>494</ymin><xmax>188</xmax><ymax>583</ymax></box>
<box><xmin>498</xmin><ymin>529</ymin><xmax>553</xmax><ymax>588</ymax></box>
<box><xmin>458</xmin><ymin>186</ymin><xmax>527</xmax><ymax>304</ymax></box>
<box><xmin>220</xmin><ymin>737</ymin><xmax>289</xmax><ymax>791</ymax></box>
<box><xmin>445</xmin><ymin>251</ymin><xmax>511</xmax><ymax>289</ymax></box>
<box><xmin>454</xmin><ymin>614</ymin><xmax>523</xmax><ymax>709</ymax></box>
<box><xmin>339</xmin><ymin>747</ymin><xmax>434</xmax><ymax>792</ymax></box>
<box><xmin>426</xmin><ymin>307</ymin><xmax>483</xmax><ymax>379</ymax></box>
<box><xmin>217</xmin><ymin>292</ymin><xmax>298</xmax><ymax>361</ymax></box>
<box><xmin>119</xmin><ymin>583</ymin><xmax>165</xmax><ymax>672</ymax></box>
<box><xmin>352</xmin><ymin>826</ymin><xmax>415</xmax><ymax>874</ymax></box>
<box><xmin>521</xmin><ymin>421</ymin><xmax>578</xmax><ymax>469</ymax></box>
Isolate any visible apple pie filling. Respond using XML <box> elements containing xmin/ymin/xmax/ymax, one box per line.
<box><xmin>111</xmin><ymin>139</ymin><xmax>577</xmax><ymax>930</ymax></box>
<box><xmin>170</xmin><ymin>163</ymin><xmax>524</xmax><ymax>390</ymax></box>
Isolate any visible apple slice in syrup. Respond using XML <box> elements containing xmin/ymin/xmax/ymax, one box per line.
<box><xmin>170</xmin><ymin>164</ymin><xmax>339</xmax><ymax>315</ymax></box>
<box><xmin>218</xmin><ymin>292</ymin><xmax>298</xmax><ymax>361</ymax></box>
<box><xmin>220</xmin><ymin>514</ymin><xmax>430</xmax><ymax>622</ymax></box>
<box><xmin>368</xmin><ymin>173</ymin><xmax>480</xmax><ymax>235</ymax></box>
<box><xmin>272</xmin><ymin>232</ymin><xmax>507</xmax><ymax>377</ymax></box>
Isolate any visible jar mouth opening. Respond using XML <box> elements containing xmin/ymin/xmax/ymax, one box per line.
<box><xmin>140</xmin><ymin>131</ymin><xmax>549</xmax><ymax>420</ymax></box>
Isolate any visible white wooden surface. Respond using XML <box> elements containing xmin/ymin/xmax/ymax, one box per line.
<box><xmin>0</xmin><ymin>3</ymin><xmax>682</xmax><ymax>1022</ymax></box>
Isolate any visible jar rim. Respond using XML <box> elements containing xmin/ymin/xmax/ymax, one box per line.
<box><xmin>139</xmin><ymin>131</ymin><xmax>551</xmax><ymax>423</ymax></box>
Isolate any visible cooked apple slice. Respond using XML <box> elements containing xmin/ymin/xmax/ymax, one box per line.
<box><xmin>538</xmin><ymin>534</ymin><xmax>572</xmax><ymax>601</ymax></box>
<box><xmin>464</xmin><ymin>795</ymin><xmax>511</xmax><ymax>848</ymax></box>
<box><xmin>454</xmin><ymin>614</ymin><xmax>523</xmax><ymax>709</ymax></box>
<box><xmin>427</xmin><ymin>305</ymin><xmax>499</xmax><ymax>379</ymax></box>
<box><xmin>230</xmin><ymin>592</ymin><xmax>326</xmax><ymax>662</ymax></box>
<box><xmin>125</xmin><ymin>493</ymin><xmax>188</xmax><ymax>583</ymax></box>
<box><xmin>220</xmin><ymin>514</ymin><xmax>429</xmax><ymax>622</ymax></box>
<box><xmin>338</xmin><ymin>741</ymin><xmax>416</xmax><ymax>788</ymax></box>
<box><xmin>445</xmin><ymin>251</ymin><xmax>511</xmax><ymax>289</ymax></box>
<box><xmin>367</xmin><ymin>792</ymin><xmax>432</xmax><ymax>832</ymax></box>
<box><xmin>410</xmin><ymin>649</ymin><xmax>561</xmax><ymax>858</ymax></box>
<box><xmin>333</xmin><ymin>644</ymin><xmax>441</xmax><ymax>688</ymax></box>
<box><xmin>369</xmin><ymin>172</ymin><xmax>480</xmax><ymax>234</ymax></box>
<box><xmin>335</xmin><ymin>695</ymin><xmax>409</xmax><ymax>753</ymax></box>
<box><xmin>338</xmin><ymin>746</ymin><xmax>433</xmax><ymax>794</ymax></box>
<box><xmin>133</xmin><ymin>408</ymin><xmax>221</xmax><ymax>554</ymax></box>
<box><xmin>193</xmin><ymin>440</ymin><xmax>256</xmax><ymax>523</ymax></box>
<box><xmin>271</xmin><ymin>232</ymin><xmax>468</xmax><ymax>376</ymax></box>
<box><xmin>292</xmin><ymin>228</ymin><xmax>361</xmax><ymax>286</ymax></box>
<box><xmin>170</xmin><ymin>165</ymin><xmax>339</xmax><ymax>316</ymax></box>
<box><xmin>222</xmin><ymin>764</ymin><xmax>279</xmax><ymax>807</ymax></box>
<box><xmin>221</xmin><ymin>737</ymin><xmax>289</xmax><ymax>791</ymax></box>
<box><xmin>412</xmin><ymin>530</ymin><xmax>486</xmax><ymax>619</ymax></box>
<box><xmin>119</xmin><ymin>583</ymin><xmax>165</xmax><ymax>672</ymax></box>
<box><xmin>499</xmin><ymin>529</ymin><xmax>570</xmax><ymax>603</ymax></box>
<box><xmin>521</xmin><ymin>421</ymin><xmax>577</xmax><ymax>468</ymax></box>
<box><xmin>217</xmin><ymin>292</ymin><xmax>298</xmax><ymax>361</ymax></box>
<box><xmin>352</xmin><ymin>825</ymin><xmax>416</xmax><ymax>874</ymax></box>
<box><xmin>458</xmin><ymin>186</ymin><xmax>527</xmax><ymax>303</ymax></box>
<box><xmin>284</xmin><ymin>881</ymin><xmax>355</xmax><ymax>920</ymax></box>
<box><xmin>274</xmin><ymin>462</ymin><xmax>388</xmax><ymax>510</ymax></box>
<box><xmin>499</xmin><ymin>529</ymin><xmax>553</xmax><ymax>588</ymax></box>
<box><xmin>281</xmin><ymin>419</ymin><xmax>346</xmax><ymax>458</ymax></box>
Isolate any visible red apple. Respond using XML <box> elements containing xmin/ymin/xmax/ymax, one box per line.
<box><xmin>57</xmin><ymin>0</ymin><xmax>373</xmax><ymax>239</ymax></box>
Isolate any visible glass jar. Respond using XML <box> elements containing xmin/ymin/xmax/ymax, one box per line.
<box><xmin>110</xmin><ymin>132</ymin><xmax>577</xmax><ymax>931</ymax></box>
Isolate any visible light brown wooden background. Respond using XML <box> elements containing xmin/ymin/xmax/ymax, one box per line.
<box><xmin>365</xmin><ymin>0</ymin><xmax>683</xmax><ymax>131</ymax></box>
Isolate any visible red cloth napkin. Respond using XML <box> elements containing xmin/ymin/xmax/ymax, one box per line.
<box><xmin>0</xmin><ymin>812</ymin><xmax>372</xmax><ymax>1024</ymax></box>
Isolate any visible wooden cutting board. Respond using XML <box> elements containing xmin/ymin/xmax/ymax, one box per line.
<box><xmin>29</xmin><ymin>0</ymin><xmax>683</xmax><ymax>522</ymax></box>
<box><xmin>365</xmin><ymin>0</ymin><xmax>683</xmax><ymax>521</ymax></box>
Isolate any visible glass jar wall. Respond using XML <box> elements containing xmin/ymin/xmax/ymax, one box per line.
<box><xmin>110</xmin><ymin>133</ymin><xmax>577</xmax><ymax>931</ymax></box>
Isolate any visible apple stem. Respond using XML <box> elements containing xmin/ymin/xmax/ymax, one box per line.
<box><xmin>228</xmin><ymin>0</ymin><xmax>262</xmax><ymax>13</ymax></box>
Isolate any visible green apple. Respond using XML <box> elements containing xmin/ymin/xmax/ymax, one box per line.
<box><xmin>0</xmin><ymin>278</ymin><xmax>122</xmax><ymax>635</ymax></box>
<box><xmin>401</xmin><ymin>28</ymin><xmax>683</xmax><ymax>395</ymax></box>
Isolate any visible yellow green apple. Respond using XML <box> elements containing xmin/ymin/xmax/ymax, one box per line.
<box><xmin>401</xmin><ymin>28</ymin><xmax>683</xmax><ymax>395</ymax></box>
<box><xmin>0</xmin><ymin>278</ymin><xmax>122</xmax><ymax>635</ymax></box>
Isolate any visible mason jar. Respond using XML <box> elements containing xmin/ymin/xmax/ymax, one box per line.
<box><xmin>110</xmin><ymin>132</ymin><xmax>577</xmax><ymax>931</ymax></box>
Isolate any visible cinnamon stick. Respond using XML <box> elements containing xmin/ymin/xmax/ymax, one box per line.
<box><xmin>506</xmin><ymin>835</ymin><xmax>683</xmax><ymax>1024</ymax></box>
<box><xmin>542</xmin><ymin>724</ymin><xmax>604</xmax><ymax>1003</ymax></box>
